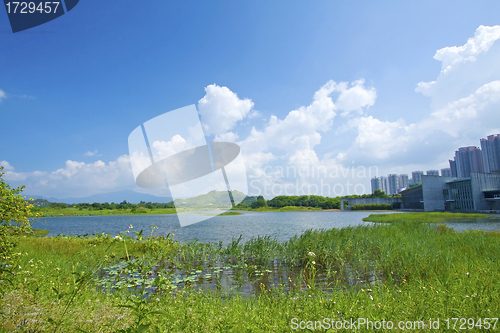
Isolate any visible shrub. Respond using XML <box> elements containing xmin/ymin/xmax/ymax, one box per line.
<box><xmin>350</xmin><ymin>203</ymin><xmax>392</xmax><ymax>210</ymax></box>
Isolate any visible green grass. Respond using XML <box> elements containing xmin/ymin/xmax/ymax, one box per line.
<box><xmin>218</xmin><ymin>211</ymin><xmax>243</xmax><ymax>216</ymax></box>
<box><xmin>1</xmin><ymin>220</ymin><xmax>500</xmax><ymax>332</ymax></box>
<box><xmin>200</xmin><ymin>211</ymin><xmax>244</xmax><ymax>216</ymax></box>
<box><xmin>363</xmin><ymin>212</ymin><xmax>490</xmax><ymax>224</ymax></box>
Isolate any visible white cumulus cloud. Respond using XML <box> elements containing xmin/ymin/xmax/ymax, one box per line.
<box><xmin>434</xmin><ymin>25</ymin><xmax>500</xmax><ymax>75</ymax></box>
<box><xmin>335</xmin><ymin>79</ymin><xmax>377</xmax><ymax>116</ymax></box>
<box><xmin>3</xmin><ymin>156</ymin><xmax>135</xmax><ymax>198</ymax></box>
<box><xmin>214</xmin><ymin>131</ymin><xmax>239</xmax><ymax>142</ymax></box>
<box><xmin>341</xmin><ymin>26</ymin><xmax>500</xmax><ymax>171</ymax></box>
<box><xmin>84</xmin><ymin>150</ymin><xmax>99</xmax><ymax>156</ymax></box>
<box><xmin>416</xmin><ymin>25</ymin><xmax>500</xmax><ymax>108</ymax></box>
<box><xmin>198</xmin><ymin>84</ymin><xmax>254</xmax><ymax>136</ymax></box>
<box><xmin>152</xmin><ymin>135</ymin><xmax>195</xmax><ymax>160</ymax></box>
<box><xmin>0</xmin><ymin>160</ymin><xmax>14</xmax><ymax>171</ymax></box>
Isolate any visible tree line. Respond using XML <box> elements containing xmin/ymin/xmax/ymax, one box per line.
<box><xmin>236</xmin><ymin>190</ymin><xmax>400</xmax><ymax>209</ymax></box>
<box><xmin>36</xmin><ymin>189</ymin><xmax>400</xmax><ymax>211</ymax></box>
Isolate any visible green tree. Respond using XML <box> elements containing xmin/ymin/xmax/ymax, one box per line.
<box><xmin>1</xmin><ymin>164</ymin><xmax>38</xmax><ymax>282</ymax></box>
<box><xmin>251</xmin><ymin>195</ymin><xmax>268</xmax><ymax>208</ymax></box>
<box><xmin>371</xmin><ymin>189</ymin><xmax>388</xmax><ymax>198</ymax></box>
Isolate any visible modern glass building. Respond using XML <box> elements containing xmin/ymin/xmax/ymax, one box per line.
<box><xmin>401</xmin><ymin>173</ymin><xmax>500</xmax><ymax>212</ymax></box>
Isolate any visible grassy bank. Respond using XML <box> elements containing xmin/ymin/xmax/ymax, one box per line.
<box><xmin>363</xmin><ymin>212</ymin><xmax>490</xmax><ymax>224</ymax></box>
<box><xmin>1</xmin><ymin>221</ymin><xmax>499</xmax><ymax>332</ymax></box>
<box><xmin>32</xmin><ymin>206</ymin><xmax>178</xmax><ymax>217</ymax></box>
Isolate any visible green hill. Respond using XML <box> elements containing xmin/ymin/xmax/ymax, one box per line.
<box><xmin>172</xmin><ymin>190</ymin><xmax>252</xmax><ymax>208</ymax></box>
<box><xmin>25</xmin><ymin>198</ymin><xmax>51</xmax><ymax>207</ymax></box>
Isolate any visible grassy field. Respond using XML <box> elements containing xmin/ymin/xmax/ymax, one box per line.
<box><xmin>363</xmin><ymin>212</ymin><xmax>490</xmax><ymax>224</ymax></box>
<box><xmin>1</xmin><ymin>218</ymin><xmax>499</xmax><ymax>332</ymax></box>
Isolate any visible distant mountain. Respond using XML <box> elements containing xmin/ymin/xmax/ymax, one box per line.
<box><xmin>24</xmin><ymin>190</ymin><xmax>172</xmax><ymax>205</ymax></box>
<box><xmin>173</xmin><ymin>190</ymin><xmax>249</xmax><ymax>207</ymax></box>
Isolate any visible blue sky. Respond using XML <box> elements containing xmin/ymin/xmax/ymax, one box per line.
<box><xmin>2</xmin><ymin>1</ymin><xmax>500</xmax><ymax>199</ymax></box>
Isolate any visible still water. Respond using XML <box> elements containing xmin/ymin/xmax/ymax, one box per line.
<box><xmin>33</xmin><ymin>211</ymin><xmax>500</xmax><ymax>296</ymax></box>
<box><xmin>33</xmin><ymin>211</ymin><xmax>500</xmax><ymax>245</ymax></box>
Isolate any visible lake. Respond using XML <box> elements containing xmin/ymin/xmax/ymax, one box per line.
<box><xmin>32</xmin><ymin>211</ymin><xmax>500</xmax><ymax>245</ymax></box>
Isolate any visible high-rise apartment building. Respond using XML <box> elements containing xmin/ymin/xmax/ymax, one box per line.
<box><xmin>398</xmin><ymin>174</ymin><xmax>409</xmax><ymax>189</ymax></box>
<box><xmin>388</xmin><ymin>174</ymin><xmax>400</xmax><ymax>195</ymax></box>
<box><xmin>411</xmin><ymin>171</ymin><xmax>424</xmax><ymax>184</ymax></box>
<box><xmin>449</xmin><ymin>160</ymin><xmax>457</xmax><ymax>177</ymax></box>
<box><xmin>441</xmin><ymin>168</ymin><xmax>452</xmax><ymax>177</ymax></box>
<box><xmin>454</xmin><ymin>146</ymin><xmax>484</xmax><ymax>178</ymax></box>
<box><xmin>371</xmin><ymin>176</ymin><xmax>388</xmax><ymax>194</ymax></box>
<box><xmin>480</xmin><ymin>134</ymin><xmax>500</xmax><ymax>173</ymax></box>
<box><xmin>426</xmin><ymin>170</ymin><xmax>440</xmax><ymax>176</ymax></box>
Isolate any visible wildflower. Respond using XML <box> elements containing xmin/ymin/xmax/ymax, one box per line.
<box><xmin>115</xmin><ymin>235</ymin><xmax>121</xmax><ymax>239</ymax></box>
<box><xmin>104</xmin><ymin>255</ymin><xmax>108</xmax><ymax>258</ymax></box>
<box><xmin>129</xmin><ymin>224</ymin><xmax>133</xmax><ymax>229</ymax></box>
<box><xmin>308</xmin><ymin>251</ymin><xmax>315</xmax><ymax>257</ymax></box>
<box><xmin>312</xmin><ymin>261</ymin><xmax>316</xmax><ymax>265</ymax></box>
<box><xmin>55</xmin><ymin>267</ymin><xmax>60</xmax><ymax>271</ymax></box>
